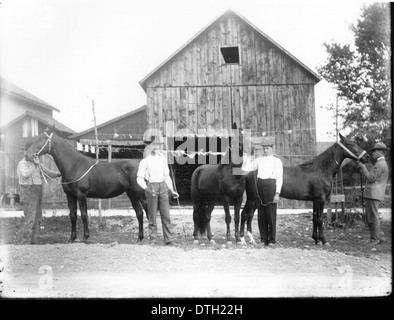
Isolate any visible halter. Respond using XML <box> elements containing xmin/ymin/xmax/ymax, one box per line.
<box><xmin>34</xmin><ymin>132</ymin><xmax>53</xmax><ymax>157</ymax></box>
<box><xmin>337</xmin><ymin>140</ymin><xmax>367</xmax><ymax>161</ymax></box>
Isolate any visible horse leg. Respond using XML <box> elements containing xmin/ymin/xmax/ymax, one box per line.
<box><xmin>240</xmin><ymin>206</ymin><xmax>247</xmax><ymax>241</ymax></box>
<box><xmin>206</xmin><ymin>203</ymin><xmax>215</xmax><ymax>243</ymax></box>
<box><xmin>78</xmin><ymin>196</ymin><xmax>90</xmax><ymax>242</ymax></box>
<box><xmin>317</xmin><ymin>200</ymin><xmax>329</xmax><ymax>245</ymax></box>
<box><xmin>223</xmin><ymin>197</ymin><xmax>232</xmax><ymax>244</ymax></box>
<box><xmin>128</xmin><ymin>192</ymin><xmax>144</xmax><ymax>242</ymax></box>
<box><xmin>234</xmin><ymin>196</ymin><xmax>243</xmax><ymax>243</ymax></box>
<box><xmin>67</xmin><ymin>194</ymin><xmax>78</xmax><ymax>243</ymax></box>
<box><xmin>192</xmin><ymin>203</ymin><xmax>203</xmax><ymax>244</ymax></box>
<box><xmin>312</xmin><ymin>201</ymin><xmax>319</xmax><ymax>245</ymax></box>
<box><xmin>246</xmin><ymin>202</ymin><xmax>257</xmax><ymax>245</ymax></box>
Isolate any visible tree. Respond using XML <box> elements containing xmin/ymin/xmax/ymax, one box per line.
<box><xmin>318</xmin><ymin>3</ymin><xmax>391</xmax><ymax>150</ymax></box>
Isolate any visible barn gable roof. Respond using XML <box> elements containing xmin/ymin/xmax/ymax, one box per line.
<box><xmin>0</xmin><ymin>77</ymin><xmax>60</xmax><ymax>113</ymax></box>
<box><xmin>139</xmin><ymin>9</ymin><xmax>321</xmax><ymax>91</ymax></box>
<box><xmin>0</xmin><ymin>110</ymin><xmax>76</xmax><ymax>136</ymax></box>
<box><xmin>69</xmin><ymin>105</ymin><xmax>146</xmax><ymax>139</ymax></box>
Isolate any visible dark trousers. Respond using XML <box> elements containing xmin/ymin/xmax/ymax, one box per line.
<box><xmin>145</xmin><ymin>181</ymin><xmax>174</xmax><ymax>244</ymax></box>
<box><xmin>20</xmin><ymin>184</ymin><xmax>43</xmax><ymax>243</ymax></box>
<box><xmin>256</xmin><ymin>179</ymin><xmax>277</xmax><ymax>245</ymax></box>
<box><xmin>365</xmin><ymin>198</ymin><xmax>381</xmax><ymax>240</ymax></box>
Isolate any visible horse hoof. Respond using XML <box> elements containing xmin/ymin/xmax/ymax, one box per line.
<box><xmin>250</xmin><ymin>240</ymin><xmax>257</xmax><ymax>246</ymax></box>
<box><xmin>226</xmin><ymin>241</ymin><xmax>232</xmax><ymax>247</ymax></box>
<box><xmin>323</xmin><ymin>242</ymin><xmax>331</xmax><ymax>246</ymax></box>
<box><xmin>209</xmin><ymin>240</ymin><xmax>216</xmax><ymax>245</ymax></box>
<box><xmin>240</xmin><ymin>237</ymin><xmax>245</xmax><ymax>243</ymax></box>
<box><xmin>193</xmin><ymin>240</ymin><xmax>199</xmax><ymax>245</ymax></box>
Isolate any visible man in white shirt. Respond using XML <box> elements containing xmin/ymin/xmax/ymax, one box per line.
<box><xmin>137</xmin><ymin>137</ymin><xmax>179</xmax><ymax>246</ymax></box>
<box><xmin>242</xmin><ymin>137</ymin><xmax>283</xmax><ymax>246</ymax></box>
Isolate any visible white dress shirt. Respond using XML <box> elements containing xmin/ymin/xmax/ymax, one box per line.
<box><xmin>136</xmin><ymin>153</ymin><xmax>174</xmax><ymax>190</ymax></box>
<box><xmin>242</xmin><ymin>154</ymin><xmax>284</xmax><ymax>194</ymax></box>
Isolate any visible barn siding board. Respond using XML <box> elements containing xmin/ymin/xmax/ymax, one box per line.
<box><xmin>232</xmin><ymin>87</ymin><xmax>241</xmax><ymax>128</ymax></box>
<box><xmin>142</xmin><ymin>10</ymin><xmax>318</xmax><ymax>150</ymax></box>
<box><xmin>214</xmin><ymin>86</ymin><xmax>223</xmax><ymax>130</ymax></box>
<box><xmin>179</xmin><ymin>87</ymin><xmax>188</xmax><ymax>129</ymax></box>
<box><xmin>188</xmin><ymin>87</ymin><xmax>197</xmax><ymax>131</ymax></box>
<box><xmin>206</xmin><ymin>87</ymin><xmax>215</xmax><ymax>130</ymax></box>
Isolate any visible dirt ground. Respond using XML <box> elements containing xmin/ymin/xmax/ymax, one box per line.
<box><xmin>0</xmin><ymin>208</ymin><xmax>392</xmax><ymax>299</ymax></box>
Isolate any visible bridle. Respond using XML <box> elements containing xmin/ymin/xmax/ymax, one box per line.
<box><xmin>34</xmin><ymin>132</ymin><xmax>53</xmax><ymax>157</ymax></box>
<box><xmin>33</xmin><ymin>131</ymin><xmax>99</xmax><ymax>185</ymax></box>
<box><xmin>337</xmin><ymin>140</ymin><xmax>367</xmax><ymax>162</ymax></box>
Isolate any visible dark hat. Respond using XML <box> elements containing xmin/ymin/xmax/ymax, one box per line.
<box><xmin>369</xmin><ymin>142</ymin><xmax>388</xmax><ymax>152</ymax></box>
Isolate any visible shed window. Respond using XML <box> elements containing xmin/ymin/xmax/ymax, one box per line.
<box><xmin>220</xmin><ymin>46</ymin><xmax>240</xmax><ymax>64</ymax></box>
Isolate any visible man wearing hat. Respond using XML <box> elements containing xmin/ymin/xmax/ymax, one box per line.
<box><xmin>136</xmin><ymin>136</ymin><xmax>180</xmax><ymax>246</ymax></box>
<box><xmin>242</xmin><ymin>136</ymin><xmax>283</xmax><ymax>246</ymax></box>
<box><xmin>357</xmin><ymin>142</ymin><xmax>389</xmax><ymax>245</ymax></box>
<box><xmin>17</xmin><ymin>143</ymin><xmax>61</xmax><ymax>244</ymax></box>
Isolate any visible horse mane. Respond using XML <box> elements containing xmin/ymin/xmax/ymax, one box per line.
<box><xmin>298</xmin><ymin>143</ymin><xmax>337</xmax><ymax>170</ymax></box>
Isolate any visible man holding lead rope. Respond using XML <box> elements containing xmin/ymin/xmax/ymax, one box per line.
<box><xmin>242</xmin><ymin>136</ymin><xmax>283</xmax><ymax>246</ymax></box>
<box><xmin>17</xmin><ymin>142</ymin><xmax>61</xmax><ymax>244</ymax></box>
<box><xmin>137</xmin><ymin>136</ymin><xmax>180</xmax><ymax>246</ymax></box>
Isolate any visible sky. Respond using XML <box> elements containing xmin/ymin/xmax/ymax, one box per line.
<box><xmin>0</xmin><ymin>0</ymin><xmax>377</xmax><ymax>141</ymax></box>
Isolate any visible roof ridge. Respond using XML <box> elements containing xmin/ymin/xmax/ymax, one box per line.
<box><xmin>139</xmin><ymin>9</ymin><xmax>321</xmax><ymax>90</ymax></box>
<box><xmin>0</xmin><ymin>76</ymin><xmax>60</xmax><ymax>112</ymax></box>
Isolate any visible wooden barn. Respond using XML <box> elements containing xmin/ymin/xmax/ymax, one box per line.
<box><xmin>0</xmin><ymin>77</ymin><xmax>75</xmax><ymax>207</ymax></box>
<box><xmin>139</xmin><ymin>9</ymin><xmax>322</xmax><ymax>206</ymax></box>
<box><xmin>139</xmin><ymin>9</ymin><xmax>321</xmax><ymax>166</ymax></box>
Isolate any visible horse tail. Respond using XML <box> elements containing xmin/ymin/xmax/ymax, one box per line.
<box><xmin>191</xmin><ymin>167</ymin><xmax>207</xmax><ymax>236</ymax></box>
<box><xmin>193</xmin><ymin>202</ymin><xmax>207</xmax><ymax>236</ymax></box>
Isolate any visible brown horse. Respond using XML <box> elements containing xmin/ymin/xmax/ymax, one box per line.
<box><xmin>240</xmin><ymin>133</ymin><xmax>369</xmax><ymax>245</ymax></box>
<box><xmin>191</xmin><ymin>129</ymin><xmax>245</xmax><ymax>245</ymax></box>
<box><xmin>26</xmin><ymin>128</ymin><xmax>148</xmax><ymax>243</ymax></box>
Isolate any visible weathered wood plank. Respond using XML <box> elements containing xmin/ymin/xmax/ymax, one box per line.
<box><xmin>232</xmin><ymin>86</ymin><xmax>241</xmax><ymax>128</ymax></box>
<box><xmin>188</xmin><ymin>87</ymin><xmax>197</xmax><ymax>132</ymax></box>
<box><xmin>179</xmin><ymin>87</ymin><xmax>188</xmax><ymax>129</ymax></box>
<box><xmin>206</xmin><ymin>87</ymin><xmax>215</xmax><ymax>131</ymax></box>
<box><xmin>214</xmin><ymin>86</ymin><xmax>223</xmax><ymax>130</ymax></box>
<box><xmin>197</xmin><ymin>87</ymin><xmax>207</xmax><ymax>132</ymax></box>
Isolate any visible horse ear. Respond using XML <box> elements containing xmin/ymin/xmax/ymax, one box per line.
<box><xmin>339</xmin><ymin>133</ymin><xmax>345</xmax><ymax>141</ymax></box>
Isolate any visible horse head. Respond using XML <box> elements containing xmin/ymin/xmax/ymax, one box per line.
<box><xmin>338</xmin><ymin>133</ymin><xmax>370</xmax><ymax>163</ymax></box>
<box><xmin>26</xmin><ymin>127</ymin><xmax>55</xmax><ymax>161</ymax></box>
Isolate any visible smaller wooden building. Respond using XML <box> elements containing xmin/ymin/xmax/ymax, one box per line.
<box><xmin>69</xmin><ymin>105</ymin><xmax>147</xmax><ymax>160</ymax></box>
<box><xmin>0</xmin><ymin>77</ymin><xmax>75</xmax><ymax>206</ymax></box>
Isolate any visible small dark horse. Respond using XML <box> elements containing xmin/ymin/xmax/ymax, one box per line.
<box><xmin>191</xmin><ymin>130</ymin><xmax>245</xmax><ymax>244</ymax></box>
<box><xmin>26</xmin><ymin>128</ymin><xmax>148</xmax><ymax>243</ymax></box>
<box><xmin>240</xmin><ymin>133</ymin><xmax>369</xmax><ymax>245</ymax></box>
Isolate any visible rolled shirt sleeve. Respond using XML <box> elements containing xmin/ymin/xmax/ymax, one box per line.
<box><xmin>136</xmin><ymin>159</ymin><xmax>148</xmax><ymax>190</ymax></box>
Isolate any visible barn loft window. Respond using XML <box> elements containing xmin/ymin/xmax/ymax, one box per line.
<box><xmin>220</xmin><ymin>46</ymin><xmax>240</xmax><ymax>65</ymax></box>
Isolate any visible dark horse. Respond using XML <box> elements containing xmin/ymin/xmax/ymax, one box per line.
<box><xmin>240</xmin><ymin>133</ymin><xmax>369</xmax><ymax>245</ymax></box>
<box><xmin>191</xmin><ymin>129</ymin><xmax>245</xmax><ymax>244</ymax></box>
<box><xmin>26</xmin><ymin>128</ymin><xmax>148</xmax><ymax>243</ymax></box>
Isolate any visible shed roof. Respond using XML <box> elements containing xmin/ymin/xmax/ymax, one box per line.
<box><xmin>0</xmin><ymin>111</ymin><xmax>76</xmax><ymax>136</ymax></box>
<box><xmin>69</xmin><ymin>105</ymin><xmax>146</xmax><ymax>139</ymax></box>
<box><xmin>0</xmin><ymin>77</ymin><xmax>60</xmax><ymax>113</ymax></box>
<box><xmin>139</xmin><ymin>9</ymin><xmax>321</xmax><ymax>91</ymax></box>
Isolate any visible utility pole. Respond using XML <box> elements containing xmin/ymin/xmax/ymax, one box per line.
<box><xmin>91</xmin><ymin>99</ymin><xmax>103</xmax><ymax>227</ymax></box>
